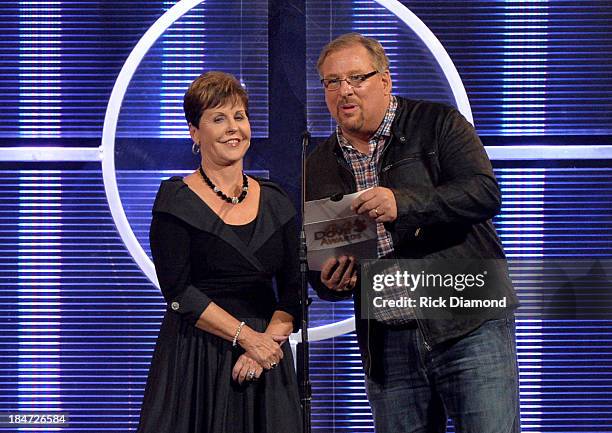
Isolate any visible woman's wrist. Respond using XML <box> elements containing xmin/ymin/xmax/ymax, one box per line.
<box><xmin>265</xmin><ymin>324</ymin><xmax>292</xmax><ymax>334</ymax></box>
<box><xmin>232</xmin><ymin>321</ymin><xmax>246</xmax><ymax>347</ymax></box>
<box><xmin>236</xmin><ymin>324</ymin><xmax>255</xmax><ymax>349</ymax></box>
<box><xmin>265</xmin><ymin>311</ymin><xmax>294</xmax><ymax>335</ymax></box>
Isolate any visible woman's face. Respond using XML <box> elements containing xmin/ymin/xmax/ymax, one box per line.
<box><xmin>189</xmin><ymin>101</ymin><xmax>251</xmax><ymax>167</ymax></box>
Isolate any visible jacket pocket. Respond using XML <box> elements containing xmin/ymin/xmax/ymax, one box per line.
<box><xmin>381</xmin><ymin>151</ymin><xmax>437</xmax><ymax>187</ymax></box>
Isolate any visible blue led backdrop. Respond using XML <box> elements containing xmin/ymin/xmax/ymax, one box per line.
<box><xmin>0</xmin><ymin>1</ymin><xmax>611</xmax><ymax>432</ymax></box>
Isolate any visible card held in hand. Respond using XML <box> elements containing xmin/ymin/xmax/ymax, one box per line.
<box><xmin>304</xmin><ymin>190</ymin><xmax>378</xmax><ymax>271</ymax></box>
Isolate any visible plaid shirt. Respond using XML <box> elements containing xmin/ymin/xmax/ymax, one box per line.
<box><xmin>338</xmin><ymin>96</ymin><xmax>415</xmax><ymax>325</ymax></box>
<box><xmin>337</xmin><ymin>95</ymin><xmax>397</xmax><ymax>258</ymax></box>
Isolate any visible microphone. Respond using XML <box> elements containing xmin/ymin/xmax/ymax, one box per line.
<box><xmin>302</xmin><ymin>130</ymin><xmax>311</xmax><ymax>149</ymax></box>
<box><xmin>299</xmin><ymin>128</ymin><xmax>312</xmax><ymax>433</ymax></box>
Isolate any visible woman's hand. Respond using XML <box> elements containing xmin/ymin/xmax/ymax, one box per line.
<box><xmin>238</xmin><ymin>327</ymin><xmax>284</xmax><ymax>369</ymax></box>
<box><xmin>264</xmin><ymin>331</ymin><xmax>289</xmax><ymax>347</ymax></box>
<box><xmin>264</xmin><ymin>311</ymin><xmax>294</xmax><ymax>344</ymax></box>
<box><xmin>232</xmin><ymin>353</ymin><xmax>264</xmax><ymax>384</ymax></box>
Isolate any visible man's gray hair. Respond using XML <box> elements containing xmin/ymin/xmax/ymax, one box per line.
<box><xmin>316</xmin><ymin>33</ymin><xmax>390</xmax><ymax>77</ymax></box>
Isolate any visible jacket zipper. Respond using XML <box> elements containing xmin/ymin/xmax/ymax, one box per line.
<box><xmin>416</xmin><ymin>319</ymin><xmax>432</xmax><ymax>351</ymax></box>
<box><xmin>378</xmin><ymin>140</ymin><xmax>432</xmax><ymax>352</ymax></box>
<box><xmin>376</xmin><ymin>136</ymin><xmax>394</xmax><ymax>175</ymax></box>
<box><xmin>336</xmin><ymin>143</ymin><xmax>434</xmax><ymax>368</ymax></box>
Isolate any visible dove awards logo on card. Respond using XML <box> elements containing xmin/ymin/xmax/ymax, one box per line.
<box><xmin>314</xmin><ymin>217</ymin><xmax>369</xmax><ymax>246</ymax></box>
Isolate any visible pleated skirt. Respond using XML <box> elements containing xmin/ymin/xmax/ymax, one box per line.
<box><xmin>137</xmin><ymin>312</ymin><xmax>303</xmax><ymax>433</ymax></box>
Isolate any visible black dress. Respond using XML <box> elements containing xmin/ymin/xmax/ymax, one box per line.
<box><xmin>137</xmin><ymin>177</ymin><xmax>303</xmax><ymax>433</ymax></box>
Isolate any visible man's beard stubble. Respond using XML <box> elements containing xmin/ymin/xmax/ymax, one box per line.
<box><xmin>336</xmin><ymin>106</ymin><xmax>364</xmax><ymax>134</ymax></box>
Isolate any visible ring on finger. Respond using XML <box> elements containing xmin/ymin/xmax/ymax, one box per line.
<box><xmin>269</xmin><ymin>362</ymin><xmax>277</xmax><ymax>369</ymax></box>
<box><xmin>247</xmin><ymin>370</ymin><xmax>256</xmax><ymax>380</ymax></box>
<box><xmin>374</xmin><ymin>208</ymin><xmax>380</xmax><ymax>216</ymax></box>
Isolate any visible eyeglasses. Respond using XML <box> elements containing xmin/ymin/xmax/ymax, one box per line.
<box><xmin>321</xmin><ymin>70</ymin><xmax>379</xmax><ymax>91</ymax></box>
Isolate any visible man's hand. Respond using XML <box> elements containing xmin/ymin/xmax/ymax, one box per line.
<box><xmin>320</xmin><ymin>256</ymin><xmax>357</xmax><ymax>292</ymax></box>
<box><xmin>351</xmin><ymin>187</ymin><xmax>397</xmax><ymax>223</ymax></box>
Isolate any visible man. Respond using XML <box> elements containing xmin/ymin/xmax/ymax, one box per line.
<box><xmin>306</xmin><ymin>33</ymin><xmax>521</xmax><ymax>432</ymax></box>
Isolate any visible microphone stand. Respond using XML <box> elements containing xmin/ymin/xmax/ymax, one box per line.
<box><xmin>299</xmin><ymin>130</ymin><xmax>312</xmax><ymax>433</ymax></box>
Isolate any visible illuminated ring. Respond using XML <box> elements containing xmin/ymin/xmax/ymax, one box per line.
<box><xmin>374</xmin><ymin>0</ymin><xmax>473</xmax><ymax>124</ymax></box>
<box><xmin>101</xmin><ymin>0</ymin><xmax>205</xmax><ymax>287</ymax></box>
<box><xmin>100</xmin><ymin>0</ymin><xmax>472</xmax><ymax>342</ymax></box>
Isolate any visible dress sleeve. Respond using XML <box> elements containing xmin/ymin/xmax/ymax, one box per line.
<box><xmin>149</xmin><ymin>211</ymin><xmax>212</xmax><ymax>325</ymax></box>
<box><xmin>275</xmin><ymin>216</ymin><xmax>303</xmax><ymax>332</ymax></box>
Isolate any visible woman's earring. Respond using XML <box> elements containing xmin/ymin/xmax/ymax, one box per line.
<box><xmin>192</xmin><ymin>141</ymin><xmax>200</xmax><ymax>155</ymax></box>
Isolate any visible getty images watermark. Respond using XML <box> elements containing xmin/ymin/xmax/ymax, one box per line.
<box><xmin>360</xmin><ymin>259</ymin><xmax>518</xmax><ymax>322</ymax></box>
<box><xmin>372</xmin><ymin>268</ymin><xmax>495</xmax><ymax>307</ymax></box>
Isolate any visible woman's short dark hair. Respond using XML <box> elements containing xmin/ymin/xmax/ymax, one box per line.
<box><xmin>183</xmin><ymin>71</ymin><xmax>249</xmax><ymax>127</ymax></box>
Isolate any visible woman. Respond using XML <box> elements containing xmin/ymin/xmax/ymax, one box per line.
<box><xmin>138</xmin><ymin>71</ymin><xmax>303</xmax><ymax>433</ymax></box>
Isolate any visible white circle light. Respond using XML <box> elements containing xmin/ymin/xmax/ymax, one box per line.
<box><xmin>101</xmin><ymin>0</ymin><xmax>205</xmax><ymax>287</ymax></box>
<box><xmin>101</xmin><ymin>0</ymin><xmax>472</xmax><ymax>341</ymax></box>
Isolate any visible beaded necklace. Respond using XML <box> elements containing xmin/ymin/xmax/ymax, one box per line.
<box><xmin>198</xmin><ymin>165</ymin><xmax>248</xmax><ymax>205</ymax></box>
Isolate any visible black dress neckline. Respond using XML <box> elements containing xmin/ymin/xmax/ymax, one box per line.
<box><xmin>151</xmin><ymin>176</ymin><xmax>296</xmax><ymax>273</ymax></box>
<box><xmin>178</xmin><ymin>176</ymin><xmax>262</xmax><ymax>227</ymax></box>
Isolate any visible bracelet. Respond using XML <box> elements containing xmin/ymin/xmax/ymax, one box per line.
<box><xmin>232</xmin><ymin>321</ymin><xmax>246</xmax><ymax>347</ymax></box>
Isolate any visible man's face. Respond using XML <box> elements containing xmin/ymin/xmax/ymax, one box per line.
<box><xmin>319</xmin><ymin>44</ymin><xmax>392</xmax><ymax>141</ymax></box>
